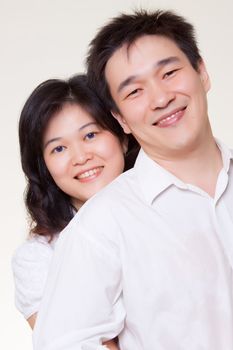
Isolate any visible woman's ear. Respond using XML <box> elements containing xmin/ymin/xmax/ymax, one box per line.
<box><xmin>122</xmin><ymin>136</ymin><xmax>128</xmax><ymax>155</ymax></box>
<box><xmin>111</xmin><ymin>111</ymin><xmax>131</xmax><ymax>134</ymax></box>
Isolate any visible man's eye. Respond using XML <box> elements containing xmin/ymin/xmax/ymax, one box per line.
<box><xmin>52</xmin><ymin>145</ymin><xmax>65</xmax><ymax>153</ymax></box>
<box><xmin>163</xmin><ymin>69</ymin><xmax>177</xmax><ymax>79</ymax></box>
<box><xmin>85</xmin><ymin>132</ymin><xmax>97</xmax><ymax>140</ymax></box>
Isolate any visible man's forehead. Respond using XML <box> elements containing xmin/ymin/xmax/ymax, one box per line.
<box><xmin>105</xmin><ymin>35</ymin><xmax>183</xmax><ymax>75</ymax></box>
<box><xmin>110</xmin><ymin>34</ymin><xmax>179</xmax><ymax>59</ymax></box>
<box><xmin>105</xmin><ymin>35</ymin><xmax>184</xmax><ymax>91</ymax></box>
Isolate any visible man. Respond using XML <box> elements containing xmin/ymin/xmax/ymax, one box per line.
<box><xmin>34</xmin><ymin>10</ymin><xmax>233</xmax><ymax>349</ymax></box>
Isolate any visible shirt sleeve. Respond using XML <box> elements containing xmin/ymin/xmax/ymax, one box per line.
<box><xmin>33</xmin><ymin>213</ymin><xmax>125</xmax><ymax>350</ymax></box>
<box><xmin>12</xmin><ymin>236</ymin><xmax>53</xmax><ymax>319</ymax></box>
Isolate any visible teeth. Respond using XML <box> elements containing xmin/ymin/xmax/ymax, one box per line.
<box><xmin>78</xmin><ymin>168</ymin><xmax>100</xmax><ymax>179</ymax></box>
<box><xmin>158</xmin><ymin>111</ymin><xmax>179</xmax><ymax>125</ymax></box>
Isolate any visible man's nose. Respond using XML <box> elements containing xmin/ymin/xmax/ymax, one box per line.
<box><xmin>148</xmin><ymin>81</ymin><xmax>175</xmax><ymax>110</ymax></box>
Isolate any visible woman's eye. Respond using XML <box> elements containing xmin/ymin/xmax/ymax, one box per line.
<box><xmin>127</xmin><ymin>89</ymin><xmax>140</xmax><ymax>98</ymax></box>
<box><xmin>85</xmin><ymin>132</ymin><xmax>97</xmax><ymax>140</ymax></box>
<box><xmin>52</xmin><ymin>145</ymin><xmax>65</xmax><ymax>153</ymax></box>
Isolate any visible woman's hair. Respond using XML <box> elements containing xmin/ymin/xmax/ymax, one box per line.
<box><xmin>19</xmin><ymin>74</ymin><xmax>139</xmax><ymax>239</ymax></box>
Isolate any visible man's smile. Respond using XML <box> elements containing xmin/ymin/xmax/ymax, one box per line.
<box><xmin>153</xmin><ymin>107</ymin><xmax>187</xmax><ymax>128</ymax></box>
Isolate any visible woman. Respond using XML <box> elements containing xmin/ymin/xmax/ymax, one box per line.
<box><xmin>12</xmin><ymin>74</ymin><xmax>139</xmax><ymax>349</ymax></box>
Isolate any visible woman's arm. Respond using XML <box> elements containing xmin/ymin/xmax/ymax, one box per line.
<box><xmin>29</xmin><ymin>314</ymin><xmax>119</xmax><ymax>350</ymax></box>
<box><xmin>14</xmin><ymin>237</ymin><xmax>121</xmax><ymax>349</ymax></box>
<box><xmin>103</xmin><ymin>340</ymin><xmax>119</xmax><ymax>350</ymax></box>
<box><xmin>12</xmin><ymin>236</ymin><xmax>53</xmax><ymax>322</ymax></box>
<box><xmin>27</xmin><ymin>313</ymin><xmax>37</xmax><ymax>329</ymax></box>
<box><xmin>29</xmin><ymin>314</ymin><xmax>119</xmax><ymax>349</ymax></box>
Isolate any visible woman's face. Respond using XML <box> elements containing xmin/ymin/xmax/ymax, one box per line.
<box><xmin>43</xmin><ymin>103</ymin><xmax>125</xmax><ymax>209</ymax></box>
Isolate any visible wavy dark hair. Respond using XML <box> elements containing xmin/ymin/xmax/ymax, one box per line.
<box><xmin>86</xmin><ymin>9</ymin><xmax>202</xmax><ymax>113</ymax></box>
<box><xmin>19</xmin><ymin>74</ymin><xmax>139</xmax><ymax>239</ymax></box>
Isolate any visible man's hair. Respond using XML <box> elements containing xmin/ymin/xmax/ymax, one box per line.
<box><xmin>86</xmin><ymin>9</ymin><xmax>202</xmax><ymax>113</ymax></box>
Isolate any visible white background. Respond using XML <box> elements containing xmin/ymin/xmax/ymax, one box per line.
<box><xmin>1</xmin><ymin>0</ymin><xmax>233</xmax><ymax>348</ymax></box>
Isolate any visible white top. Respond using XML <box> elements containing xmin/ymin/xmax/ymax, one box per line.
<box><xmin>34</xmin><ymin>141</ymin><xmax>233</xmax><ymax>350</ymax></box>
<box><xmin>12</xmin><ymin>235</ymin><xmax>57</xmax><ymax>319</ymax></box>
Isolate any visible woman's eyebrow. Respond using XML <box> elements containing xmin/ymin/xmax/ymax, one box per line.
<box><xmin>43</xmin><ymin>122</ymin><xmax>98</xmax><ymax>150</ymax></box>
<box><xmin>78</xmin><ymin>121</ymin><xmax>97</xmax><ymax>131</ymax></box>
<box><xmin>43</xmin><ymin>137</ymin><xmax>61</xmax><ymax>150</ymax></box>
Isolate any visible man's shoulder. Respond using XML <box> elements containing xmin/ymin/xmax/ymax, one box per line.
<box><xmin>59</xmin><ymin>171</ymin><xmax>137</xmax><ymax>248</ymax></box>
<box><xmin>91</xmin><ymin>167</ymin><xmax>138</xmax><ymax>203</ymax></box>
<box><xmin>71</xmin><ymin>168</ymin><xmax>138</xmax><ymax>226</ymax></box>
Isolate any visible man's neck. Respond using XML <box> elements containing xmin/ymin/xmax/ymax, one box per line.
<box><xmin>148</xmin><ymin>137</ymin><xmax>223</xmax><ymax>198</ymax></box>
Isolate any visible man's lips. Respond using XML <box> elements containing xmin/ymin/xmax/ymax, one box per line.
<box><xmin>153</xmin><ymin>107</ymin><xmax>186</xmax><ymax>128</ymax></box>
<box><xmin>74</xmin><ymin>166</ymin><xmax>104</xmax><ymax>181</ymax></box>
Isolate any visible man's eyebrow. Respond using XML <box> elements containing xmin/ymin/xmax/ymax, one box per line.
<box><xmin>155</xmin><ymin>56</ymin><xmax>180</xmax><ymax>68</ymax></box>
<box><xmin>43</xmin><ymin>122</ymin><xmax>98</xmax><ymax>150</ymax></box>
<box><xmin>117</xmin><ymin>56</ymin><xmax>180</xmax><ymax>93</ymax></box>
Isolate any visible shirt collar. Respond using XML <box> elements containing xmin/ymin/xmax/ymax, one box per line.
<box><xmin>134</xmin><ymin>148</ymin><xmax>186</xmax><ymax>205</ymax></box>
<box><xmin>134</xmin><ymin>140</ymin><xmax>233</xmax><ymax>205</ymax></box>
<box><xmin>215</xmin><ymin>138</ymin><xmax>233</xmax><ymax>172</ymax></box>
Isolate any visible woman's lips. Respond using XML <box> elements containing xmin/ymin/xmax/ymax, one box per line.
<box><xmin>75</xmin><ymin>166</ymin><xmax>104</xmax><ymax>182</ymax></box>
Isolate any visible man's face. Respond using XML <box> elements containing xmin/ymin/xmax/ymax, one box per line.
<box><xmin>105</xmin><ymin>35</ymin><xmax>211</xmax><ymax>160</ymax></box>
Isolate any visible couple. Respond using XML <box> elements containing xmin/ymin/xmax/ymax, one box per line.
<box><xmin>14</xmin><ymin>9</ymin><xmax>233</xmax><ymax>350</ymax></box>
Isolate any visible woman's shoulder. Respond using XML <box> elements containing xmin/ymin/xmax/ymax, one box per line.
<box><xmin>12</xmin><ymin>234</ymin><xmax>56</xmax><ymax>262</ymax></box>
<box><xmin>12</xmin><ymin>234</ymin><xmax>59</xmax><ymax>319</ymax></box>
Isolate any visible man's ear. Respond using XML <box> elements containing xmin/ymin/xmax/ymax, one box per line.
<box><xmin>198</xmin><ymin>59</ymin><xmax>211</xmax><ymax>92</ymax></box>
<box><xmin>111</xmin><ymin>111</ymin><xmax>131</xmax><ymax>134</ymax></box>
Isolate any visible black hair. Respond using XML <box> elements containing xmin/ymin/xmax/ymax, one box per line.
<box><xmin>19</xmin><ymin>74</ymin><xmax>139</xmax><ymax>239</ymax></box>
<box><xmin>86</xmin><ymin>9</ymin><xmax>202</xmax><ymax>112</ymax></box>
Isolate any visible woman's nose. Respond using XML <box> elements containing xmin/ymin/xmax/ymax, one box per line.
<box><xmin>71</xmin><ymin>145</ymin><xmax>93</xmax><ymax>166</ymax></box>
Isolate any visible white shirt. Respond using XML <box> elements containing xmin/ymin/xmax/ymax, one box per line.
<box><xmin>33</xmin><ymin>141</ymin><xmax>233</xmax><ymax>350</ymax></box>
<box><xmin>12</xmin><ymin>235</ymin><xmax>56</xmax><ymax>319</ymax></box>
